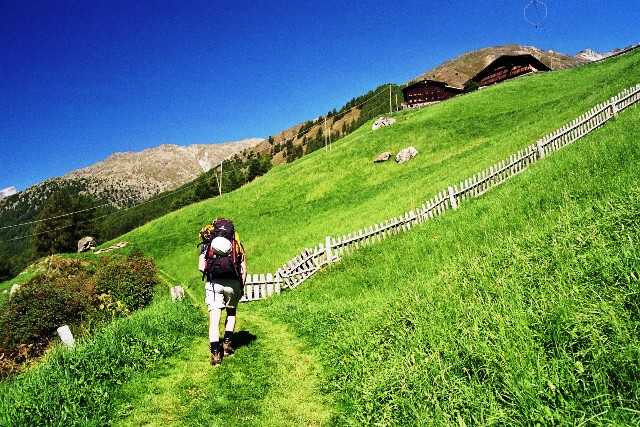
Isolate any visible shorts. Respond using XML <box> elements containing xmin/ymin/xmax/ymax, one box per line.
<box><xmin>205</xmin><ymin>278</ymin><xmax>242</xmax><ymax>311</ymax></box>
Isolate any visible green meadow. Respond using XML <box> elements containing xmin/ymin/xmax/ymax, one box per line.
<box><xmin>1</xmin><ymin>49</ymin><xmax>639</xmax><ymax>426</ymax></box>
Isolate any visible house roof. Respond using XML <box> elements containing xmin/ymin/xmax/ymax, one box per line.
<box><xmin>471</xmin><ymin>54</ymin><xmax>551</xmax><ymax>82</ymax></box>
<box><xmin>402</xmin><ymin>79</ymin><xmax>462</xmax><ymax>93</ymax></box>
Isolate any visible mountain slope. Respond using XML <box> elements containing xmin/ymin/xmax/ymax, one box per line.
<box><xmin>110</xmin><ymin>46</ymin><xmax>640</xmax><ymax>426</ymax></box>
<box><xmin>257</xmin><ymin>106</ymin><xmax>640</xmax><ymax>425</ymax></box>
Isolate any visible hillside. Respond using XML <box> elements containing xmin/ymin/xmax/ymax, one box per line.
<box><xmin>113</xmin><ymin>48</ymin><xmax>640</xmax><ymax>276</ymax></box>
<box><xmin>2</xmin><ymin>47</ymin><xmax>639</xmax><ymax>426</ymax></box>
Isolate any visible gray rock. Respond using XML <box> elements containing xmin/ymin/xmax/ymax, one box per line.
<box><xmin>372</xmin><ymin>117</ymin><xmax>396</xmax><ymax>130</ymax></box>
<box><xmin>77</xmin><ymin>236</ymin><xmax>97</xmax><ymax>253</ymax></box>
<box><xmin>395</xmin><ymin>147</ymin><xmax>419</xmax><ymax>163</ymax></box>
<box><xmin>374</xmin><ymin>152</ymin><xmax>394</xmax><ymax>163</ymax></box>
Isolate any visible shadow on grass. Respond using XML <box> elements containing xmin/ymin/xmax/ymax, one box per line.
<box><xmin>232</xmin><ymin>330</ymin><xmax>257</xmax><ymax>350</ymax></box>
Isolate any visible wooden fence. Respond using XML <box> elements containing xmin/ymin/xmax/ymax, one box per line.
<box><xmin>240</xmin><ymin>82</ymin><xmax>640</xmax><ymax>302</ymax></box>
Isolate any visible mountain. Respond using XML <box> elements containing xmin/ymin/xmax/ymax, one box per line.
<box><xmin>1</xmin><ymin>139</ymin><xmax>263</xmax><ymax>210</ymax></box>
<box><xmin>408</xmin><ymin>44</ymin><xmax>589</xmax><ymax>88</ymax></box>
<box><xmin>60</xmin><ymin>139</ymin><xmax>263</xmax><ymax>204</ymax></box>
<box><xmin>575</xmin><ymin>48</ymin><xmax>609</xmax><ymax>62</ymax></box>
<box><xmin>0</xmin><ymin>187</ymin><xmax>17</xmax><ymax>201</ymax></box>
<box><xmin>575</xmin><ymin>43</ymin><xmax>640</xmax><ymax>62</ymax></box>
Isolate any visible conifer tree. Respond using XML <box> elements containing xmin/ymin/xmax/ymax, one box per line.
<box><xmin>32</xmin><ymin>189</ymin><xmax>97</xmax><ymax>257</ymax></box>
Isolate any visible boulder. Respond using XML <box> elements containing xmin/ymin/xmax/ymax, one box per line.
<box><xmin>372</xmin><ymin>117</ymin><xmax>396</xmax><ymax>130</ymax></box>
<box><xmin>77</xmin><ymin>236</ymin><xmax>97</xmax><ymax>253</ymax></box>
<box><xmin>395</xmin><ymin>147</ymin><xmax>419</xmax><ymax>163</ymax></box>
<box><xmin>374</xmin><ymin>151</ymin><xmax>394</xmax><ymax>163</ymax></box>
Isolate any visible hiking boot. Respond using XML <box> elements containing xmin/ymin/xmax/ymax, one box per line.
<box><xmin>210</xmin><ymin>351</ymin><xmax>222</xmax><ymax>366</ymax></box>
<box><xmin>222</xmin><ymin>341</ymin><xmax>234</xmax><ymax>357</ymax></box>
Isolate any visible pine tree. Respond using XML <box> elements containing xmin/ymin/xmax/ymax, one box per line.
<box><xmin>31</xmin><ymin>189</ymin><xmax>97</xmax><ymax>257</ymax></box>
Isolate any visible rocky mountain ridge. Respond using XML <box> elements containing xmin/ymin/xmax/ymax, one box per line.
<box><xmin>61</xmin><ymin>139</ymin><xmax>263</xmax><ymax>199</ymax></box>
<box><xmin>1</xmin><ymin>138</ymin><xmax>263</xmax><ymax>210</ymax></box>
<box><xmin>574</xmin><ymin>42</ymin><xmax>640</xmax><ymax>62</ymax></box>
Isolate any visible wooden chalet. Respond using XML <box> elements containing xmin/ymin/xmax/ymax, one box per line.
<box><xmin>402</xmin><ymin>79</ymin><xmax>463</xmax><ymax>109</ymax></box>
<box><xmin>471</xmin><ymin>54</ymin><xmax>551</xmax><ymax>87</ymax></box>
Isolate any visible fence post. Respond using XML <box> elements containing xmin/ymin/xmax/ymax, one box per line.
<box><xmin>610</xmin><ymin>98</ymin><xmax>618</xmax><ymax>117</ymax></box>
<box><xmin>57</xmin><ymin>325</ymin><xmax>75</xmax><ymax>348</ymax></box>
<box><xmin>170</xmin><ymin>286</ymin><xmax>185</xmax><ymax>301</ymax></box>
<box><xmin>536</xmin><ymin>139</ymin><xmax>545</xmax><ymax>159</ymax></box>
<box><xmin>274</xmin><ymin>269</ymin><xmax>282</xmax><ymax>294</ymax></box>
<box><xmin>325</xmin><ymin>236</ymin><xmax>334</xmax><ymax>264</ymax></box>
<box><xmin>447</xmin><ymin>186</ymin><xmax>458</xmax><ymax>210</ymax></box>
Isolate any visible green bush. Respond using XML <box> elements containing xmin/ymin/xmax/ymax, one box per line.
<box><xmin>0</xmin><ymin>274</ymin><xmax>96</xmax><ymax>349</ymax></box>
<box><xmin>0</xmin><ymin>268</ymin><xmax>97</xmax><ymax>378</ymax></box>
<box><xmin>93</xmin><ymin>251</ymin><xmax>159</xmax><ymax>312</ymax></box>
<box><xmin>0</xmin><ymin>251</ymin><xmax>160</xmax><ymax>378</ymax></box>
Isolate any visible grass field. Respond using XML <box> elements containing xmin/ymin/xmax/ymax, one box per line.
<box><xmin>1</xmin><ymin>49</ymin><xmax>639</xmax><ymax>426</ymax></box>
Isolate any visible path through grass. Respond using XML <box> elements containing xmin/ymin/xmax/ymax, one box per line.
<box><xmin>115</xmin><ymin>283</ymin><xmax>331</xmax><ymax>427</ymax></box>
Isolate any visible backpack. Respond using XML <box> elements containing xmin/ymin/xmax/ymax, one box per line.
<box><xmin>198</xmin><ymin>218</ymin><xmax>243</xmax><ymax>281</ymax></box>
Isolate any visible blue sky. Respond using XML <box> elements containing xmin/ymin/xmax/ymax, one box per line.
<box><xmin>1</xmin><ymin>1</ymin><xmax>638</xmax><ymax>191</ymax></box>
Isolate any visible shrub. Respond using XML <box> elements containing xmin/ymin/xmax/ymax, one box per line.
<box><xmin>0</xmin><ymin>251</ymin><xmax>160</xmax><ymax>378</ymax></box>
<box><xmin>93</xmin><ymin>250</ymin><xmax>159</xmax><ymax>312</ymax></box>
<box><xmin>0</xmin><ymin>275</ymin><xmax>96</xmax><ymax>349</ymax></box>
<box><xmin>0</xmin><ymin>272</ymin><xmax>97</xmax><ymax>378</ymax></box>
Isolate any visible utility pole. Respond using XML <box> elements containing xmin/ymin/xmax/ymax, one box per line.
<box><xmin>324</xmin><ymin>116</ymin><xmax>328</xmax><ymax>152</ymax></box>
<box><xmin>389</xmin><ymin>85</ymin><xmax>392</xmax><ymax>114</ymax></box>
<box><xmin>217</xmin><ymin>161</ymin><xmax>223</xmax><ymax>195</ymax></box>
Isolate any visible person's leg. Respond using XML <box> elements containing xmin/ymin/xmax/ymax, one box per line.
<box><xmin>209</xmin><ymin>308</ymin><xmax>223</xmax><ymax>366</ymax></box>
<box><xmin>205</xmin><ymin>282</ymin><xmax>225</xmax><ymax>365</ymax></box>
<box><xmin>222</xmin><ymin>306</ymin><xmax>236</xmax><ymax>356</ymax></box>
<box><xmin>221</xmin><ymin>279</ymin><xmax>242</xmax><ymax>356</ymax></box>
<box><xmin>209</xmin><ymin>308</ymin><xmax>222</xmax><ymax>343</ymax></box>
<box><xmin>224</xmin><ymin>307</ymin><xmax>236</xmax><ymax>333</ymax></box>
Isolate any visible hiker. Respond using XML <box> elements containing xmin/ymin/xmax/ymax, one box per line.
<box><xmin>198</xmin><ymin>218</ymin><xmax>247</xmax><ymax>366</ymax></box>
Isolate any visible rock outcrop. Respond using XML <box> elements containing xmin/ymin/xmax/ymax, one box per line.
<box><xmin>77</xmin><ymin>236</ymin><xmax>97</xmax><ymax>253</ymax></box>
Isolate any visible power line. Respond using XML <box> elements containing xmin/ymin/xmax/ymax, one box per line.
<box><xmin>1</xmin><ymin>178</ymin><xmax>204</xmax><ymax>241</ymax></box>
<box><xmin>0</xmin><ymin>201</ymin><xmax>114</xmax><ymax>231</ymax></box>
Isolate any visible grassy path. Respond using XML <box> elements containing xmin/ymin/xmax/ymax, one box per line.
<box><xmin>114</xmin><ymin>272</ymin><xmax>332</xmax><ymax>427</ymax></box>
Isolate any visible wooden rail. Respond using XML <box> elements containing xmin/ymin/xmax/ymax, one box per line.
<box><xmin>240</xmin><ymin>82</ymin><xmax>640</xmax><ymax>302</ymax></box>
